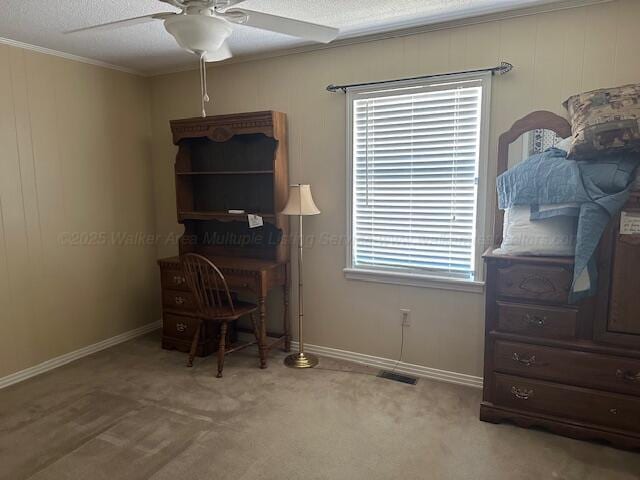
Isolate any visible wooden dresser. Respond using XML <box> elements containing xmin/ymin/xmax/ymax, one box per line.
<box><xmin>480</xmin><ymin>111</ymin><xmax>640</xmax><ymax>450</ymax></box>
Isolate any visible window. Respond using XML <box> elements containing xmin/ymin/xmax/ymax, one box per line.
<box><xmin>344</xmin><ymin>73</ymin><xmax>490</xmax><ymax>291</ymax></box>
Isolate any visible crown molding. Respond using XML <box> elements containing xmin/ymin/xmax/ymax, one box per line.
<box><xmin>152</xmin><ymin>0</ymin><xmax>613</xmax><ymax>77</ymax></box>
<box><xmin>0</xmin><ymin>36</ymin><xmax>146</xmax><ymax>76</ymax></box>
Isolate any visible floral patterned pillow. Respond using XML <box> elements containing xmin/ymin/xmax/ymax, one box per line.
<box><xmin>563</xmin><ymin>83</ymin><xmax>640</xmax><ymax>159</ymax></box>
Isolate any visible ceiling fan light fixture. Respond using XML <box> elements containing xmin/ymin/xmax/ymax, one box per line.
<box><xmin>163</xmin><ymin>14</ymin><xmax>232</xmax><ymax>54</ymax></box>
<box><xmin>204</xmin><ymin>42</ymin><xmax>232</xmax><ymax>62</ymax></box>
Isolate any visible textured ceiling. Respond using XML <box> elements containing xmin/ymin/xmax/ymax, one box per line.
<box><xmin>0</xmin><ymin>0</ymin><xmax>562</xmax><ymax>74</ymax></box>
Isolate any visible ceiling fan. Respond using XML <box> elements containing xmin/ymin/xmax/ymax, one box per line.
<box><xmin>66</xmin><ymin>0</ymin><xmax>340</xmax><ymax>62</ymax></box>
<box><xmin>66</xmin><ymin>1</ymin><xmax>339</xmax><ymax>117</ymax></box>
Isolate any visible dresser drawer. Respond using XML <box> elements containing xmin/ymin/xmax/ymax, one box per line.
<box><xmin>161</xmin><ymin>269</ymin><xmax>190</xmax><ymax>291</ymax></box>
<box><xmin>496</xmin><ymin>263</ymin><xmax>572</xmax><ymax>304</ymax></box>
<box><xmin>162</xmin><ymin>289</ymin><xmax>197</xmax><ymax>312</ymax></box>
<box><xmin>494</xmin><ymin>373</ymin><xmax>640</xmax><ymax>433</ymax></box>
<box><xmin>496</xmin><ymin>301</ymin><xmax>578</xmax><ymax>339</ymax></box>
<box><xmin>494</xmin><ymin>340</ymin><xmax>640</xmax><ymax>396</ymax></box>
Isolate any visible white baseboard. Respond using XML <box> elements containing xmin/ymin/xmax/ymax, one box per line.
<box><xmin>291</xmin><ymin>341</ymin><xmax>483</xmax><ymax>389</ymax></box>
<box><xmin>0</xmin><ymin>320</ymin><xmax>161</xmax><ymax>390</ymax></box>
<box><xmin>1</xmin><ymin>325</ymin><xmax>482</xmax><ymax>391</ymax></box>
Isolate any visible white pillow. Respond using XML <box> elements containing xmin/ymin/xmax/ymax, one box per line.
<box><xmin>494</xmin><ymin>205</ymin><xmax>577</xmax><ymax>256</ymax></box>
<box><xmin>555</xmin><ymin>136</ymin><xmax>573</xmax><ymax>153</ymax></box>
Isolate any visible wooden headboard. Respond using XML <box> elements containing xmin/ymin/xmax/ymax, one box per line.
<box><xmin>493</xmin><ymin>111</ymin><xmax>572</xmax><ymax>245</ymax></box>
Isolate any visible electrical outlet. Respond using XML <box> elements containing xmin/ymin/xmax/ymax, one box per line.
<box><xmin>400</xmin><ymin>308</ymin><xmax>411</xmax><ymax>327</ymax></box>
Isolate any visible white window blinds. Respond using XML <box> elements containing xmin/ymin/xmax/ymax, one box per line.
<box><xmin>350</xmin><ymin>78</ymin><xmax>485</xmax><ymax>280</ymax></box>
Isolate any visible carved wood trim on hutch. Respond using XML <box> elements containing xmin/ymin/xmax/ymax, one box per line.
<box><xmin>170</xmin><ymin>111</ymin><xmax>279</xmax><ymax>144</ymax></box>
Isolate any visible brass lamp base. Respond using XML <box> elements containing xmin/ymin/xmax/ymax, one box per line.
<box><xmin>284</xmin><ymin>352</ymin><xmax>319</xmax><ymax>369</ymax></box>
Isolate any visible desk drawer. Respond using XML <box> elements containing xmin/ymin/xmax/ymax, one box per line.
<box><xmin>496</xmin><ymin>263</ymin><xmax>572</xmax><ymax>304</ymax></box>
<box><xmin>161</xmin><ymin>270</ymin><xmax>190</xmax><ymax>291</ymax></box>
<box><xmin>163</xmin><ymin>313</ymin><xmax>200</xmax><ymax>342</ymax></box>
<box><xmin>494</xmin><ymin>373</ymin><xmax>640</xmax><ymax>433</ymax></box>
<box><xmin>163</xmin><ymin>290</ymin><xmax>197</xmax><ymax>312</ymax></box>
<box><xmin>223</xmin><ymin>274</ymin><xmax>257</xmax><ymax>292</ymax></box>
<box><xmin>162</xmin><ymin>313</ymin><xmax>225</xmax><ymax>357</ymax></box>
<box><xmin>496</xmin><ymin>301</ymin><xmax>578</xmax><ymax>339</ymax></box>
<box><xmin>494</xmin><ymin>340</ymin><xmax>640</xmax><ymax>396</ymax></box>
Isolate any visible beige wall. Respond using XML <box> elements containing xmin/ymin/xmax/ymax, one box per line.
<box><xmin>2</xmin><ymin>0</ymin><xmax>637</xmax><ymax>381</ymax></box>
<box><xmin>0</xmin><ymin>45</ymin><xmax>159</xmax><ymax>378</ymax></box>
<box><xmin>150</xmin><ymin>0</ymin><xmax>640</xmax><ymax>377</ymax></box>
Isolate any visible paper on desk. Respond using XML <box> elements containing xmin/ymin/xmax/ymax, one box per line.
<box><xmin>620</xmin><ymin>211</ymin><xmax>640</xmax><ymax>235</ymax></box>
<box><xmin>248</xmin><ymin>214</ymin><xmax>263</xmax><ymax>228</ymax></box>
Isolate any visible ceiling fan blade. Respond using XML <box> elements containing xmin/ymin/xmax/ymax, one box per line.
<box><xmin>157</xmin><ymin>0</ymin><xmax>187</xmax><ymax>7</ymax></box>
<box><xmin>225</xmin><ymin>8</ymin><xmax>339</xmax><ymax>43</ymax></box>
<box><xmin>204</xmin><ymin>42</ymin><xmax>232</xmax><ymax>62</ymax></box>
<box><xmin>215</xmin><ymin>0</ymin><xmax>248</xmax><ymax>7</ymax></box>
<box><xmin>156</xmin><ymin>0</ymin><xmax>247</xmax><ymax>9</ymax></box>
<box><xmin>65</xmin><ymin>12</ymin><xmax>175</xmax><ymax>34</ymax></box>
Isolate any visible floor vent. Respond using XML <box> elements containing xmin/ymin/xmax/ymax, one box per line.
<box><xmin>377</xmin><ymin>370</ymin><xmax>418</xmax><ymax>385</ymax></box>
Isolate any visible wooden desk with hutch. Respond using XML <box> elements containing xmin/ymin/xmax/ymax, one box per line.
<box><xmin>158</xmin><ymin>111</ymin><xmax>291</xmax><ymax>363</ymax></box>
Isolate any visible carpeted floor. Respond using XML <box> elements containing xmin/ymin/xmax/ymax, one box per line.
<box><xmin>1</xmin><ymin>331</ymin><xmax>639</xmax><ymax>480</ymax></box>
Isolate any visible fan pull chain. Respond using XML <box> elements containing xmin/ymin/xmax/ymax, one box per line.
<box><xmin>199</xmin><ymin>51</ymin><xmax>210</xmax><ymax>117</ymax></box>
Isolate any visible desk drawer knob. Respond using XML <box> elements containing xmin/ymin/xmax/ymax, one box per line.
<box><xmin>176</xmin><ymin>322</ymin><xmax>187</xmax><ymax>333</ymax></box>
<box><xmin>173</xmin><ymin>275</ymin><xmax>186</xmax><ymax>285</ymax></box>
<box><xmin>511</xmin><ymin>386</ymin><xmax>534</xmax><ymax>400</ymax></box>
<box><xmin>512</xmin><ymin>353</ymin><xmax>537</xmax><ymax>367</ymax></box>
<box><xmin>175</xmin><ymin>296</ymin><xmax>185</xmax><ymax>305</ymax></box>
<box><xmin>616</xmin><ymin>369</ymin><xmax>640</xmax><ymax>383</ymax></box>
<box><xmin>525</xmin><ymin>314</ymin><xmax>546</xmax><ymax>328</ymax></box>
<box><xmin>610</xmin><ymin>408</ymin><xmax>618</xmax><ymax>415</ymax></box>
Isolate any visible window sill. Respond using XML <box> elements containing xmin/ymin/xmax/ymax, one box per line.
<box><xmin>343</xmin><ymin>267</ymin><xmax>485</xmax><ymax>293</ymax></box>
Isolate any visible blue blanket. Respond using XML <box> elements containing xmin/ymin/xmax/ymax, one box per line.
<box><xmin>497</xmin><ymin>147</ymin><xmax>639</xmax><ymax>302</ymax></box>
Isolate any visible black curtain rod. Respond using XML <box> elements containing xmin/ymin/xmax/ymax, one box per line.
<box><xmin>326</xmin><ymin>61</ymin><xmax>513</xmax><ymax>93</ymax></box>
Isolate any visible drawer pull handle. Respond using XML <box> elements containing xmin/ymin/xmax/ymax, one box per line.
<box><xmin>512</xmin><ymin>353</ymin><xmax>537</xmax><ymax>367</ymax></box>
<box><xmin>616</xmin><ymin>369</ymin><xmax>640</xmax><ymax>383</ymax></box>
<box><xmin>176</xmin><ymin>322</ymin><xmax>187</xmax><ymax>332</ymax></box>
<box><xmin>609</xmin><ymin>408</ymin><xmax>618</xmax><ymax>415</ymax></box>
<box><xmin>511</xmin><ymin>386</ymin><xmax>534</xmax><ymax>400</ymax></box>
<box><xmin>525</xmin><ymin>314</ymin><xmax>546</xmax><ymax>328</ymax></box>
<box><xmin>173</xmin><ymin>275</ymin><xmax>186</xmax><ymax>285</ymax></box>
<box><xmin>175</xmin><ymin>296</ymin><xmax>185</xmax><ymax>305</ymax></box>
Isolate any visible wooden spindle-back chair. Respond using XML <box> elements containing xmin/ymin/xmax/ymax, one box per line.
<box><xmin>181</xmin><ymin>253</ymin><xmax>262</xmax><ymax>378</ymax></box>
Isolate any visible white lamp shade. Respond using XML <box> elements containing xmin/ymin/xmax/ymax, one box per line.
<box><xmin>282</xmin><ymin>184</ymin><xmax>320</xmax><ymax>216</ymax></box>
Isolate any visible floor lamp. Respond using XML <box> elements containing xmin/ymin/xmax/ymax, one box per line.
<box><xmin>282</xmin><ymin>184</ymin><xmax>320</xmax><ymax>368</ymax></box>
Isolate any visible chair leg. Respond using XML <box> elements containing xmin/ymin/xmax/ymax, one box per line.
<box><xmin>216</xmin><ymin>322</ymin><xmax>228</xmax><ymax>378</ymax></box>
<box><xmin>256</xmin><ymin>303</ymin><xmax>268</xmax><ymax>370</ymax></box>
<box><xmin>249</xmin><ymin>312</ymin><xmax>266</xmax><ymax>369</ymax></box>
<box><xmin>187</xmin><ymin>320</ymin><xmax>202</xmax><ymax>368</ymax></box>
